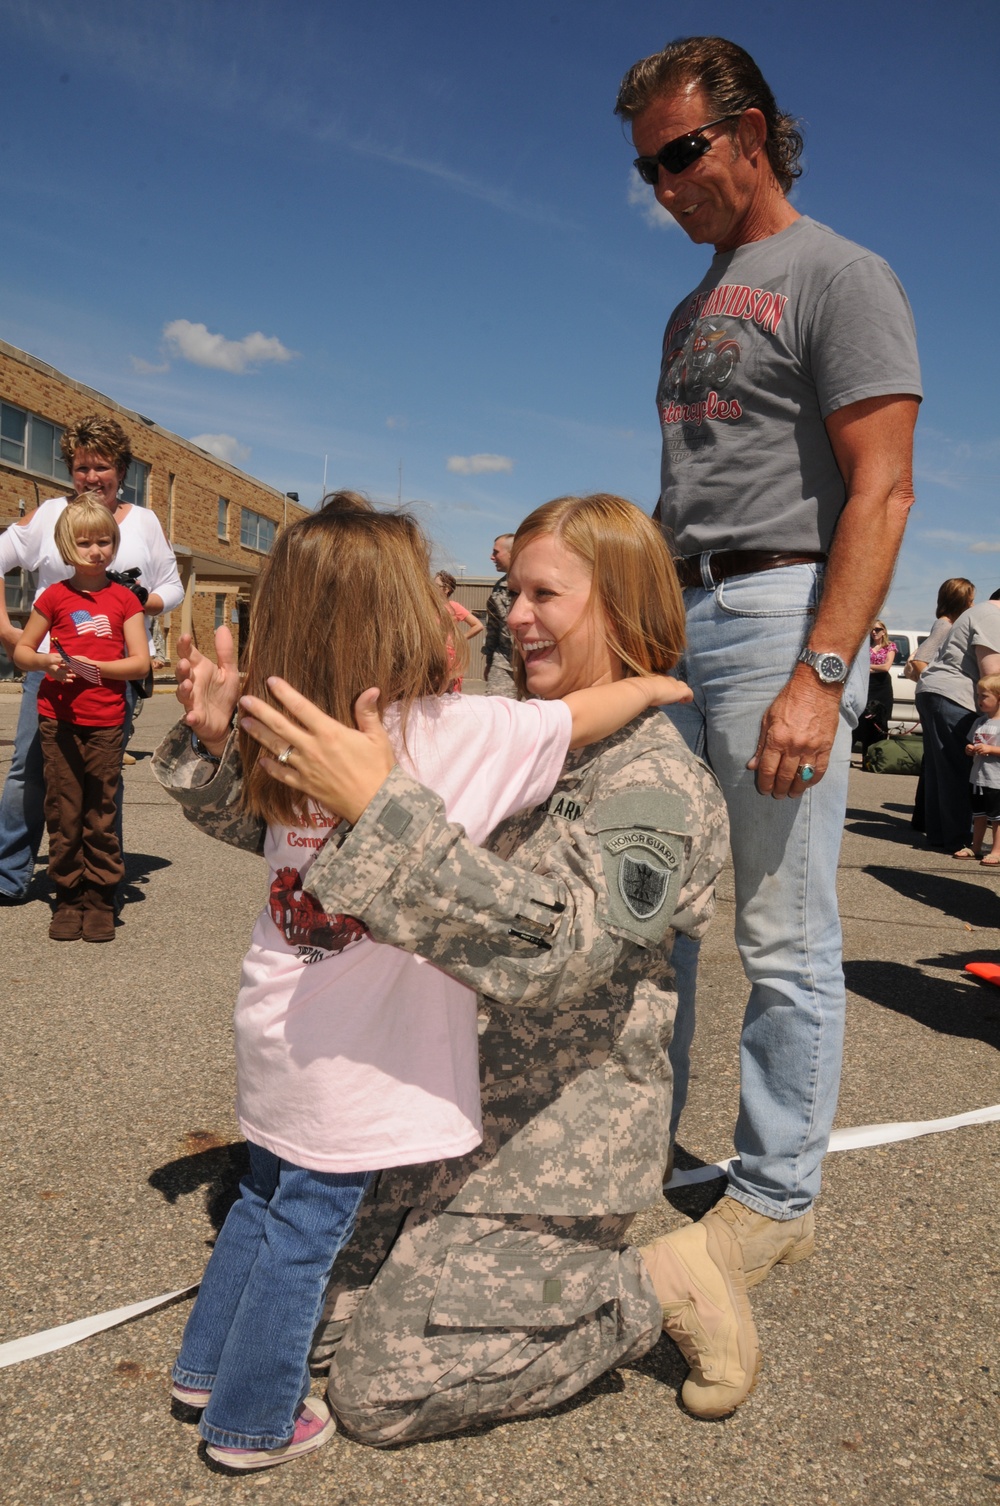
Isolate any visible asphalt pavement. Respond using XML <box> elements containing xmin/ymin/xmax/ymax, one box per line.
<box><xmin>1</xmin><ymin>690</ymin><xmax>998</xmax><ymax>1506</ymax></box>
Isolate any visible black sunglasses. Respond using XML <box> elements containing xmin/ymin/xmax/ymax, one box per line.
<box><xmin>633</xmin><ymin>114</ymin><xmax>740</xmax><ymax>186</ymax></box>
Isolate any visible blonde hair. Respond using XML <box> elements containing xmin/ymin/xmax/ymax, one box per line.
<box><xmin>239</xmin><ymin>492</ymin><xmax>454</xmax><ymax>827</ymax></box>
<box><xmin>977</xmin><ymin>674</ymin><xmax>1000</xmax><ymax>701</ymax></box>
<box><xmin>53</xmin><ymin>493</ymin><xmax>120</xmax><ymax>566</ymax></box>
<box><xmin>509</xmin><ymin>493</ymin><xmax>686</xmax><ymax>697</ymax></box>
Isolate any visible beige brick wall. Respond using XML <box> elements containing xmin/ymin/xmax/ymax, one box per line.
<box><xmin>0</xmin><ymin>340</ymin><xmax>309</xmax><ymax>665</ymax></box>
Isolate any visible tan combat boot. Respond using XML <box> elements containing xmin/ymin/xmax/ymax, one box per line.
<box><xmin>702</xmin><ymin>1196</ymin><xmax>816</xmax><ymax>1288</ymax></box>
<box><xmin>640</xmin><ymin>1214</ymin><xmax>760</xmax><ymax>1419</ymax></box>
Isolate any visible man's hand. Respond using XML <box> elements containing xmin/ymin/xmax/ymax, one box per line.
<box><xmin>748</xmin><ymin>669</ymin><xmax>843</xmax><ymax>798</ymax></box>
<box><xmin>0</xmin><ymin>623</ymin><xmax>21</xmax><ymax>656</ymax></box>
<box><xmin>176</xmin><ymin>626</ymin><xmax>241</xmax><ymax>753</ymax></box>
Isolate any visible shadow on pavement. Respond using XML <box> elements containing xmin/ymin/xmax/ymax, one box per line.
<box><xmin>864</xmin><ymin>863</ymin><xmax>1000</xmax><ymax>928</ymax></box>
<box><xmin>844</xmin><ymin>805</ymin><xmax>917</xmax><ymax>844</ymax></box>
<box><xmin>844</xmin><ymin>955</ymin><xmax>1000</xmax><ymax>1051</ymax></box>
<box><xmin>148</xmin><ymin>1138</ymin><xmax>251</xmax><ymax>1233</ymax></box>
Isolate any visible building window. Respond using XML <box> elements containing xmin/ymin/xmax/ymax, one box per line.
<box><xmin>214</xmin><ymin>593</ymin><xmax>227</xmax><ymax>630</ymax></box>
<box><xmin>119</xmin><ymin>457</ymin><xmax>149</xmax><ymax>507</ymax></box>
<box><xmin>0</xmin><ymin>402</ymin><xmax>71</xmax><ymax>485</ymax></box>
<box><xmin>240</xmin><ymin>507</ymin><xmax>276</xmax><ymax>554</ymax></box>
<box><xmin>218</xmin><ymin>496</ymin><xmax>229</xmax><ymax>540</ymax></box>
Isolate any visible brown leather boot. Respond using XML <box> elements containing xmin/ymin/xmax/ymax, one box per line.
<box><xmin>49</xmin><ymin>896</ymin><xmax>83</xmax><ymax>941</ymax></box>
<box><xmin>82</xmin><ymin>886</ymin><xmax>117</xmax><ymax>943</ymax></box>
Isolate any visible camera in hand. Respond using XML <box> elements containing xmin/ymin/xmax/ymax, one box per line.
<box><xmin>107</xmin><ymin>567</ymin><xmax>149</xmax><ymax>606</ymax></box>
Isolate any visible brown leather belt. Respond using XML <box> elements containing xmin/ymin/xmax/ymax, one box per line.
<box><xmin>674</xmin><ymin>550</ymin><xmax>827</xmax><ymax>589</ymax></box>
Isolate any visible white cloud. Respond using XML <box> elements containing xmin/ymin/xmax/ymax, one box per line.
<box><xmin>446</xmin><ymin>453</ymin><xmax>514</xmax><ymax>476</ymax></box>
<box><xmin>163</xmin><ymin>320</ymin><xmax>296</xmax><ymax>375</ymax></box>
<box><xmin>129</xmin><ymin>355</ymin><xmax>170</xmax><ymax>375</ymax></box>
<box><xmin>191</xmin><ymin>432</ymin><xmax>251</xmax><ymax>465</ymax></box>
<box><xmin>627</xmin><ymin>175</ymin><xmax>677</xmax><ymax>230</ymax></box>
<box><xmin>385</xmin><ymin>415</ymin><xmax>408</xmax><ymax>430</ymax></box>
<box><xmin>970</xmin><ymin>541</ymin><xmax>1000</xmax><ymax>553</ymax></box>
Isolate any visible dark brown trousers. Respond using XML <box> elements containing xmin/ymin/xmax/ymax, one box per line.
<box><xmin>38</xmin><ymin>718</ymin><xmax>124</xmax><ymax>898</ymax></box>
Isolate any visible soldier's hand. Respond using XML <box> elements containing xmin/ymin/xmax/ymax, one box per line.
<box><xmin>239</xmin><ymin>680</ymin><xmax>396</xmax><ymax>824</ymax></box>
<box><xmin>177</xmin><ymin>626</ymin><xmax>240</xmax><ymax>754</ymax></box>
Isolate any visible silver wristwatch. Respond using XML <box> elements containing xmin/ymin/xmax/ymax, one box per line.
<box><xmin>797</xmin><ymin>647</ymin><xmax>849</xmax><ymax>684</ymax></box>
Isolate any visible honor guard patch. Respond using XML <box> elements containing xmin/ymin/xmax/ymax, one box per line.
<box><xmin>586</xmin><ymin>791</ymin><xmax>688</xmax><ymax>945</ymax></box>
<box><xmin>619</xmin><ymin>849</ymin><xmax>671</xmax><ymax>920</ymax></box>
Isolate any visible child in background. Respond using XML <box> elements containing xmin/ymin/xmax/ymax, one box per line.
<box><xmin>13</xmin><ymin>494</ymin><xmax>150</xmax><ymax>940</ymax></box>
<box><xmin>163</xmin><ymin>496</ymin><xmax>691</xmax><ymax>1472</ymax></box>
<box><xmin>434</xmin><ymin>570</ymin><xmax>484</xmax><ymax>691</ymax></box>
<box><xmin>962</xmin><ymin>674</ymin><xmax>1000</xmax><ymax>866</ymax></box>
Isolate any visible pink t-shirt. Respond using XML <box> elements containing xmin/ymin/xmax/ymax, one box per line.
<box><xmin>234</xmin><ymin>693</ymin><xmax>572</xmax><ymax>1172</ymax></box>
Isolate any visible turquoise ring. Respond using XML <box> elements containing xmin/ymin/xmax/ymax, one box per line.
<box><xmin>799</xmin><ymin>763</ymin><xmax>815</xmax><ymax>783</ymax></box>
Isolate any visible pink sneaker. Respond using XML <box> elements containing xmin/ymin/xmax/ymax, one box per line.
<box><xmin>205</xmin><ymin>1397</ymin><xmax>335</xmax><ymax>1471</ymax></box>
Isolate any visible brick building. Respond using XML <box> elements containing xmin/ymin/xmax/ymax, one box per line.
<box><xmin>0</xmin><ymin>338</ymin><xmax>309</xmax><ymax>675</ymax></box>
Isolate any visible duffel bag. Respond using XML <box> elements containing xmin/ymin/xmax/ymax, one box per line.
<box><xmin>863</xmin><ymin>735</ymin><xmax>923</xmax><ymax>775</ymax></box>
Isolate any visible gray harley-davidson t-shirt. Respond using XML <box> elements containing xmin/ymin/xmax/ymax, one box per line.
<box><xmin>656</xmin><ymin>216</ymin><xmax>922</xmax><ymax>557</ymax></box>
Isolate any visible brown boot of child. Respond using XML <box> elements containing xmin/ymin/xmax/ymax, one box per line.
<box><xmin>49</xmin><ymin>892</ymin><xmax>84</xmax><ymax>941</ymax></box>
<box><xmin>82</xmin><ymin>886</ymin><xmax>117</xmax><ymax>943</ymax></box>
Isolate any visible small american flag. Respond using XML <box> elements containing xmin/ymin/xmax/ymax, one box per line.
<box><xmin>70</xmin><ymin>609</ymin><xmax>112</xmax><ymax>638</ymax></box>
<box><xmin>52</xmin><ymin>640</ymin><xmax>103</xmax><ymax>686</ymax></box>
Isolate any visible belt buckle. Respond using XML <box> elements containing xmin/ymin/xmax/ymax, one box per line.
<box><xmin>699</xmin><ymin>552</ymin><xmax>717</xmax><ymax>589</ymax></box>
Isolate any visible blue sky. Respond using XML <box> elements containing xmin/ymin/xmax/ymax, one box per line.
<box><xmin>1</xmin><ymin>0</ymin><xmax>998</xmax><ymax>621</ymax></box>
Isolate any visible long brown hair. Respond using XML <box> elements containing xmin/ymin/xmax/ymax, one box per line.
<box><xmin>509</xmin><ymin>493</ymin><xmax>686</xmax><ymax>697</ymax></box>
<box><xmin>239</xmin><ymin>492</ymin><xmax>453</xmax><ymax>826</ymax></box>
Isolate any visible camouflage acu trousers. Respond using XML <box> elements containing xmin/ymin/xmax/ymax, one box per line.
<box><xmin>322</xmin><ymin>1206</ymin><xmax>662</xmax><ymax>1446</ymax></box>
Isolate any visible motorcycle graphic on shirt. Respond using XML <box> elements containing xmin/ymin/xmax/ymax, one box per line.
<box><xmin>268</xmin><ymin>865</ymin><xmax>368</xmax><ymax>964</ymax></box>
<box><xmin>661</xmin><ymin>319</ymin><xmax>742</xmax><ymax>403</ymax></box>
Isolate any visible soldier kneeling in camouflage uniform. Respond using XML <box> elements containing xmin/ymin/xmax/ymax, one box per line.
<box><xmin>157</xmin><ymin>494</ymin><xmax>731</xmax><ymax>1444</ymax></box>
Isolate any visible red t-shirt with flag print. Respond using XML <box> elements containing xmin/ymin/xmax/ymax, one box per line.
<box><xmin>33</xmin><ymin>580</ymin><xmax>143</xmax><ymax>727</ymax></box>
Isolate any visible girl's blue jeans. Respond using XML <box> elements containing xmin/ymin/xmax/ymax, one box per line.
<box><xmin>173</xmin><ymin>1140</ymin><xmax>372</xmax><ymax>1450</ymax></box>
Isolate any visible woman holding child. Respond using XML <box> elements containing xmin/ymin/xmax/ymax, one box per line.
<box><xmin>156</xmin><ymin>492</ymin><xmax>731</xmax><ymax>1466</ymax></box>
<box><xmin>0</xmin><ymin>414</ymin><xmax>183</xmax><ymax>903</ymax></box>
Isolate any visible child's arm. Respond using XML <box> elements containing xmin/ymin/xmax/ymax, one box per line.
<box><xmin>11</xmin><ymin>608</ymin><xmax>74</xmax><ymax>681</ymax></box>
<box><xmin>75</xmin><ymin>613</ymin><xmax>151</xmax><ymax>681</ymax></box>
<box><xmin>562</xmin><ymin>675</ymin><xmax>693</xmax><ymax>750</ymax></box>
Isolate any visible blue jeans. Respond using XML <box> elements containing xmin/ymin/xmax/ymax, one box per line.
<box><xmin>173</xmin><ymin>1141</ymin><xmax>372</xmax><ymax>1450</ymax></box>
<box><xmin>0</xmin><ymin>675</ymin><xmax>136</xmax><ymax>899</ymax></box>
<box><xmin>664</xmin><ymin>564</ymin><xmax>866</xmax><ymax>1218</ymax></box>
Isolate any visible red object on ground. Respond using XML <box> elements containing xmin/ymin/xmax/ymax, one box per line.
<box><xmin>964</xmin><ymin>961</ymin><xmax>1000</xmax><ymax>988</ymax></box>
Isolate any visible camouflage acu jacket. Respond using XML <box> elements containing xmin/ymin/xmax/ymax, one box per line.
<box><xmin>153</xmin><ymin>710</ymin><xmax>727</xmax><ymax>1217</ymax></box>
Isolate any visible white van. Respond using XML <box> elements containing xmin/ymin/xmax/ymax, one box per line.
<box><xmin>886</xmin><ymin>627</ymin><xmax>931</xmax><ymax>728</ymax></box>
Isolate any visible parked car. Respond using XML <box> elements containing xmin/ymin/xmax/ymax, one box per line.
<box><xmin>886</xmin><ymin>627</ymin><xmax>931</xmax><ymax>728</ymax></box>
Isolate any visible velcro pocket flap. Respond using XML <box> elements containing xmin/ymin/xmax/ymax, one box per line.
<box><xmin>429</xmin><ymin>1246</ymin><xmax>622</xmax><ymax>1329</ymax></box>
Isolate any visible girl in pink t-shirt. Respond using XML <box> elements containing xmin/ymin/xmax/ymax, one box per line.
<box><xmin>169</xmin><ymin>495</ymin><xmax>689</xmax><ymax>1471</ymax></box>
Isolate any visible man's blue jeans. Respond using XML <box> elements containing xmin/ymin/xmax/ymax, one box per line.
<box><xmin>173</xmin><ymin>1141</ymin><xmax>372</xmax><ymax>1450</ymax></box>
<box><xmin>664</xmin><ymin>564</ymin><xmax>866</xmax><ymax>1219</ymax></box>
<box><xmin>0</xmin><ymin>674</ymin><xmax>137</xmax><ymax>898</ymax></box>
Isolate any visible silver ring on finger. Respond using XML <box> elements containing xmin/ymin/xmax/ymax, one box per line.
<box><xmin>277</xmin><ymin>744</ymin><xmax>295</xmax><ymax>767</ymax></box>
<box><xmin>798</xmin><ymin>762</ymin><xmax>815</xmax><ymax>783</ymax></box>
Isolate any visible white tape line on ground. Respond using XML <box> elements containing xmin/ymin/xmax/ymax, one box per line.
<box><xmin>5</xmin><ymin>1104</ymin><xmax>1000</xmax><ymax>1368</ymax></box>
<box><xmin>665</xmin><ymin>1101</ymin><xmax>1000</xmax><ymax>1189</ymax></box>
<box><xmin>0</xmin><ymin>1285</ymin><xmax>198</xmax><ymax>1370</ymax></box>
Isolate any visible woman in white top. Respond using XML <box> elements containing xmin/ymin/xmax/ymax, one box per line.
<box><xmin>0</xmin><ymin>413</ymin><xmax>183</xmax><ymax>900</ymax></box>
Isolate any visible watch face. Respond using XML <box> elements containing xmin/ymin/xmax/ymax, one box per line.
<box><xmin>818</xmin><ymin>654</ymin><xmax>846</xmax><ymax>682</ymax></box>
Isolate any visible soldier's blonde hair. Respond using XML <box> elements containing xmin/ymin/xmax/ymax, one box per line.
<box><xmin>509</xmin><ymin>493</ymin><xmax>686</xmax><ymax>697</ymax></box>
<box><xmin>53</xmin><ymin>492</ymin><xmax>120</xmax><ymax>566</ymax></box>
<box><xmin>239</xmin><ymin>491</ymin><xmax>456</xmax><ymax>827</ymax></box>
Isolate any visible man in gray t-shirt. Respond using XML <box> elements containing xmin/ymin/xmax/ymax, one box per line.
<box><xmin>615</xmin><ymin>36</ymin><xmax>921</xmax><ymax>1419</ymax></box>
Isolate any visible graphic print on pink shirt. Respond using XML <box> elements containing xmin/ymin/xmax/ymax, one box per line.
<box><xmin>267</xmin><ymin>865</ymin><xmax>368</xmax><ymax>962</ymax></box>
